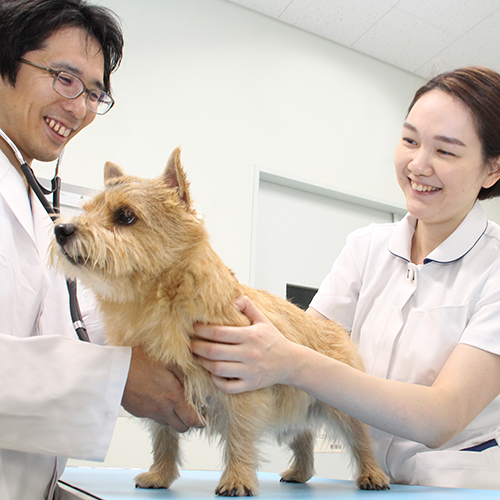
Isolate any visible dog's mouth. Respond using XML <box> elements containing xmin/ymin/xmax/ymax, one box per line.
<box><xmin>61</xmin><ymin>248</ymin><xmax>87</xmax><ymax>266</ymax></box>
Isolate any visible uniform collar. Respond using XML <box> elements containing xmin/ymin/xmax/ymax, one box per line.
<box><xmin>389</xmin><ymin>201</ymin><xmax>488</xmax><ymax>264</ymax></box>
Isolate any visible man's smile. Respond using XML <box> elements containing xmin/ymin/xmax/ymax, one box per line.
<box><xmin>45</xmin><ymin>117</ymin><xmax>72</xmax><ymax>138</ymax></box>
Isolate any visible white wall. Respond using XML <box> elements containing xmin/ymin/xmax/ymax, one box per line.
<box><xmin>35</xmin><ymin>0</ymin><xmax>427</xmax><ymax>286</ymax></box>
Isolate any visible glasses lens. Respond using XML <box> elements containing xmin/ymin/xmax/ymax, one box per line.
<box><xmin>53</xmin><ymin>71</ymin><xmax>114</xmax><ymax>115</ymax></box>
<box><xmin>53</xmin><ymin>72</ymin><xmax>84</xmax><ymax>99</ymax></box>
<box><xmin>87</xmin><ymin>90</ymin><xmax>114</xmax><ymax>115</ymax></box>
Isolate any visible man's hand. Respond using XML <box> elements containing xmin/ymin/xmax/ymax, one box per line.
<box><xmin>122</xmin><ymin>346</ymin><xmax>204</xmax><ymax>432</ymax></box>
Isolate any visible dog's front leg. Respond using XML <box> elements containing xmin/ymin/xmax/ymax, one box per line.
<box><xmin>135</xmin><ymin>420</ymin><xmax>181</xmax><ymax>489</ymax></box>
<box><xmin>215</xmin><ymin>393</ymin><xmax>268</xmax><ymax>497</ymax></box>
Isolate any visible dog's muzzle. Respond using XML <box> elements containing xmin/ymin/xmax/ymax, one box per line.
<box><xmin>54</xmin><ymin>223</ymin><xmax>86</xmax><ymax>266</ymax></box>
<box><xmin>54</xmin><ymin>223</ymin><xmax>77</xmax><ymax>247</ymax></box>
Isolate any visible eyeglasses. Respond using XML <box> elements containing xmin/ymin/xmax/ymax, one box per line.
<box><xmin>19</xmin><ymin>58</ymin><xmax>114</xmax><ymax>115</ymax></box>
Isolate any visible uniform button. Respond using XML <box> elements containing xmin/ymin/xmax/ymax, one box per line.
<box><xmin>407</xmin><ymin>265</ymin><xmax>416</xmax><ymax>282</ymax></box>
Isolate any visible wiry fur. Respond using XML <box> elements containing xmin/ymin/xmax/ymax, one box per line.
<box><xmin>51</xmin><ymin>148</ymin><xmax>390</xmax><ymax>496</ymax></box>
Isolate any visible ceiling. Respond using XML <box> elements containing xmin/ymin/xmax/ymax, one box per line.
<box><xmin>225</xmin><ymin>0</ymin><xmax>500</xmax><ymax>79</ymax></box>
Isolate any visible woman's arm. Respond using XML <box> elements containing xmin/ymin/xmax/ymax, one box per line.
<box><xmin>192</xmin><ymin>296</ymin><xmax>500</xmax><ymax>449</ymax></box>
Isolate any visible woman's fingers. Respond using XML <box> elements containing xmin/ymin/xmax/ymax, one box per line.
<box><xmin>234</xmin><ymin>295</ymin><xmax>270</xmax><ymax>325</ymax></box>
<box><xmin>191</xmin><ymin>295</ymin><xmax>298</xmax><ymax>392</ymax></box>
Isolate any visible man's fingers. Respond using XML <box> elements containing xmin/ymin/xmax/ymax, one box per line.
<box><xmin>173</xmin><ymin>400</ymin><xmax>205</xmax><ymax>430</ymax></box>
<box><xmin>168</xmin><ymin>363</ymin><xmax>186</xmax><ymax>387</ymax></box>
<box><xmin>124</xmin><ymin>346</ymin><xmax>204</xmax><ymax>430</ymax></box>
<box><xmin>157</xmin><ymin>413</ymin><xmax>189</xmax><ymax>433</ymax></box>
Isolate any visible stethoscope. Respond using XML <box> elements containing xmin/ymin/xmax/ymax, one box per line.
<box><xmin>0</xmin><ymin>128</ymin><xmax>90</xmax><ymax>342</ymax></box>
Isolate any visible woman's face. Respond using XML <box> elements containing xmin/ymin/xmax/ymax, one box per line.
<box><xmin>394</xmin><ymin>89</ymin><xmax>500</xmax><ymax>234</ymax></box>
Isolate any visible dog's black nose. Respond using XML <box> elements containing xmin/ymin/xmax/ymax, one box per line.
<box><xmin>54</xmin><ymin>223</ymin><xmax>77</xmax><ymax>246</ymax></box>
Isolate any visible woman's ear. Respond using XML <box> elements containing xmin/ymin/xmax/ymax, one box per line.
<box><xmin>483</xmin><ymin>158</ymin><xmax>500</xmax><ymax>188</ymax></box>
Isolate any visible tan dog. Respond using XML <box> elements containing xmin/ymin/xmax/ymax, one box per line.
<box><xmin>52</xmin><ymin>148</ymin><xmax>389</xmax><ymax>496</ymax></box>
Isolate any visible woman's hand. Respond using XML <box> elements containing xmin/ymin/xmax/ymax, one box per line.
<box><xmin>191</xmin><ymin>295</ymin><xmax>302</xmax><ymax>393</ymax></box>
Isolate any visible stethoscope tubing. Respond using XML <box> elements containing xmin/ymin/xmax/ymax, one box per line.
<box><xmin>0</xmin><ymin>127</ymin><xmax>90</xmax><ymax>342</ymax></box>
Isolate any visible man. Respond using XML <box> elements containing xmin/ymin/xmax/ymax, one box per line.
<box><xmin>0</xmin><ymin>2</ymin><xmax>200</xmax><ymax>499</ymax></box>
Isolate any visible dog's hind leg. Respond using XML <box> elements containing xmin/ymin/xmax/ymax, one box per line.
<box><xmin>135</xmin><ymin>421</ymin><xmax>181</xmax><ymax>489</ymax></box>
<box><xmin>279</xmin><ymin>429</ymin><xmax>315</xmax><ymax>484</ymax></box>
<box><xmin>325</xmin><ymin>409</ymin><xmax>390</xmax><ymax>490</ymax></box>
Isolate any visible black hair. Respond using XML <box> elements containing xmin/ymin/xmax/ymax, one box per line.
<box><xmin>0</xmin><ymin>0</ymin><xmax>123</xmax><ymax>94</ymax></box>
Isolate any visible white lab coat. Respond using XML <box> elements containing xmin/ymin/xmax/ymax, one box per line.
<box><xmin>0</xmin><ymin>150</ymin><xmax>131</xmax><ymax>500</ymax></box>
<box><xmin>310</xmin><ymin>202</ymin><xmax>500</xmax><ymax>489</ymax></box>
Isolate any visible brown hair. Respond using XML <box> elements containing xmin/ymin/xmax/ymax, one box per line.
<box><xmin>408</xmin><ymin>67</ymin><xmax>500</xmax><ymax>200</ymax></box>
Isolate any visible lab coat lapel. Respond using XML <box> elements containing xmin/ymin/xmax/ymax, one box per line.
<box><xmin>27</xmin><ymin>175</ymin><xmax>76</xmax><ymax>339</ymax></box>
<box><xmin>0</xmin><ymin>153</ymin><xmax>37</xmax><ymax>249</ymax></box>
<box><xmin>31</xmin><ymin>191</ymin><xmax>54</xmax><ymax>264</ymax></box>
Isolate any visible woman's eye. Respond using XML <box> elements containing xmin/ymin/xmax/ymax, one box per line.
<box><xmin>403</xmin><ymin>137</ymin><xmax>416</xmax><ymax>145</ymax></box>
<box><xmin>438</xmin><ymin>149</ymin><xmax>455</xmax><ymax>156</ymax></box>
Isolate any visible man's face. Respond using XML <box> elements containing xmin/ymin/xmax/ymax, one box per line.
<box><xmin>0</xmin><ymin>26</ymin><xmax>105</xmax><ymax>165</ymax></box>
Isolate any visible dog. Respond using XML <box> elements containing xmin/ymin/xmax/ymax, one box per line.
<box><xmin>51</xmin><ymin>148</ymin><xmax>390</xmax><ymax>496</ymax></box>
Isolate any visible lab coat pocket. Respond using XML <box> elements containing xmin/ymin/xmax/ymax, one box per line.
<box><xmin>416</xmin><ymin>446</ymin><xmax>500</xmax><ymax>490</ymax></box>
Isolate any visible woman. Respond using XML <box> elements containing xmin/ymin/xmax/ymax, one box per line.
<box><xmin>191</xmin><ymin>67</ymin><xmax>500</xmax><ymax>489</ymax></box>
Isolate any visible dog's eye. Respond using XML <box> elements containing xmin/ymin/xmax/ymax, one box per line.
<box><xmin>114</xmin><ymin>208</ymin><xmax>137</xmax><ymax>226</ymax></box>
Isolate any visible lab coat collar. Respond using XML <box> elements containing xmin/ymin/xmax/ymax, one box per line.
<box><xmin>389</xmin><ymin>201</ymin><xmax>488</xmax><ymax>264</ymax></box>
<box><xmin>0</xmin><ymin>149</ymin><xmax>37</xmax><ymax>246</ymax></box>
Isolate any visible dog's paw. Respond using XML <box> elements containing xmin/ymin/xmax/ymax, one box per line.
<box><xmin>279</xmin><ymin>467</ymin><xmax>313</xmax><ymax>484</ymax></box>
<box><xmin>134</xmin><ymin>470</ymin><xmax>176</xmax><ymax>490</ymax></box>
<box><xmin>356</xmin><ymin>469</ymin><xmax>390</xmax><ymax>490</ymax></box>
<box><xmin>215</xmin><ymin>479</ymin><xmax>257</xmax><ymax>497</ymax></box>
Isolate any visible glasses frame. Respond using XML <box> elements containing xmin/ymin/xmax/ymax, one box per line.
<box><xmin>18</xmin><ymin>58</ymin><xmax>114</xmax><ymax>115</ymax></box>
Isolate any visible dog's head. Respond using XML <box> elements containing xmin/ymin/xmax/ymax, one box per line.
<box><xmin>51</xmin><ymin>147</ymin><xmax>206</xmax><ymax>301</ymax></box>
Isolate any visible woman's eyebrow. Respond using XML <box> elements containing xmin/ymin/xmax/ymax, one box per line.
<box><xmin>434</xmin><ymin>135</ymin><xmax>466</xmax><ymax>147</ymax></box>
<box><xmin>402</xmin><ymin>122</ymin><xmax>418</xmax><ymax>133</ymax></box>
<box><xmin>402</xmin><ymin>122</ymin><xmax>466</xmax><ymax>147</ymax></box>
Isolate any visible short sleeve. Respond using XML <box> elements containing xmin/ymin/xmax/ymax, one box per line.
<box><xmin>460</xmin><ymin>260</ymin><xmax>500</xmax><ymax>356</ymax></box>
<box><xmin>309</xmin><ymin>225</ymin><xmax>373</xmax><ymax>330</ymax></box>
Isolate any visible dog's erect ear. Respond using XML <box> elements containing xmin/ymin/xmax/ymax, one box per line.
<box><xmin>104</xmin><ymin>161</ymin><xmax>126</xmax><ymax>182</ymax></box>
<box><xmin>164</xmin><ymin>147</ymin><xmax>191</xmax><ymax>208</ymax></box>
